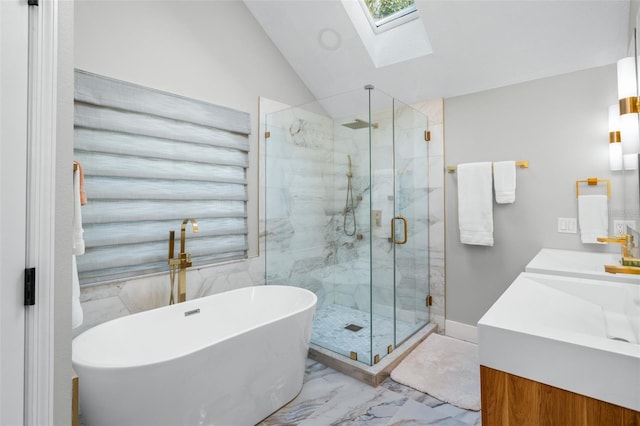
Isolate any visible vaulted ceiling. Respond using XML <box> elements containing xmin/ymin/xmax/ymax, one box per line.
<box><xmin>244</xmin><ymin>0</ymin><xmax>631</xmax><ymax>105</ymax></box>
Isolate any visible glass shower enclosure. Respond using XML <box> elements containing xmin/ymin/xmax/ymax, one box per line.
<box><xmin>265</xmin><ymin>86</ymin><xmax>429</xmax><ymax>366</ymax></box>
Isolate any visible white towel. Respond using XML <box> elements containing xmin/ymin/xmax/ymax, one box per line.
<box><xmin>72</xmin><ymin>166</ymin><xmax>84</xmax><ymax>328</ymax></box>
<box><xmin>71</xmin><ymin>256</ymin><xmax>83</xmax><ymax>329</ymax></box>
<box><xmin>493</xmin><ymin>161</ymin><xmax>516</xmax><ymax>204</ymax></box>
<box><xmin>73</xmin><ymin>167</ymin><xmax>85</xmax><ymax>256</ymax></box>
<box><xmin>578</xmin><ymin>195</ymin><xmax>608</xmax><ymax>244</ymax></box>
<box><xmin>457</xmin><ymin>162</ymin><xmax>494</xmax><ymax>246</ymax></box>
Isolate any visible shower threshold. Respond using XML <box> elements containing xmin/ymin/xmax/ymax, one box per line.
<box><xmin>308</xmin><ymin>322</ymin><xmax>437</xmax><ymax>387</ymax></box>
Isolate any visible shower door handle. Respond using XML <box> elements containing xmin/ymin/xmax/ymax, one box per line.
<box><xmin>390</xmin><ymin>216</ymin><xmax>408</xmax><ymax>245</ymax></box>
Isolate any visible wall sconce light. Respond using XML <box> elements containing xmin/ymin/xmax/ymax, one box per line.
<box><xmin>617</xmin><ymin>57</ymin><xmax>638</xmax><ymax>115</ymax></box>
<box><xmin>609</xmin><ymin>104</ymin><xmax>622</xmax><ymax>171</ymax></box>
<box><xmin>617</xmin><ymin>56</ymin><xmax>640</xmax><ymax>154</ymax></box>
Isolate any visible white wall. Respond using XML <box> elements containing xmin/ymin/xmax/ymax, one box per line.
<box><xmin>74</xmin><ymin>0</ymin><xmax>315</xmax><ymax>258</ymax></box>
<box><xmin>54</xmin><ymin>1</ymin><xmax>74</xmax><ymax>423</ymax></box>
<box><xmin>444</xmin><ymin>64</ymin><xmax>622</xmax><ymax>327</ymax></box>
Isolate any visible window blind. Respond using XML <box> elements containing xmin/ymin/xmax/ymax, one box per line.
<box><xmin>74</xmin><ymin>70</ymin><xmax>251</xmax><ymax>285</ymax></box>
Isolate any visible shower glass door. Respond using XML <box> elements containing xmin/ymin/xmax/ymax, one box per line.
<box><xmin>369</xmin><ymin>89</ymin><xmax>395</xmax><ymax>365</ymax></box>
<box><xmin>370</xmin><ymin>93</ymin><xmax>429</xmax><ymax>364</ymax></box>
<box><xmin>392</xmin><ymin>99</ymin><xmax>430</xmax><ymax>346</ymax></box>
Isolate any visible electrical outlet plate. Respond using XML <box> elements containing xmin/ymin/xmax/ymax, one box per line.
<box><xmin>613</xmin><ymin>220</ymin><xmax>636</xmax><ymax>236</ymax></box>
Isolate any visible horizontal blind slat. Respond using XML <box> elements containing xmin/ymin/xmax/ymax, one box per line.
<box><xmin>75</xmin><ymin>128</ymin><xmax>248</xmax><ymax>167</ymax></box>
<box><xmin>79</xmin><ymin>252</ymin><xmax>247</xmax><ymax>285</ymax></box>
<box><xmin>75</xmin><ymin>103</ymin><xmax>250</xmax><ymax>152</ymax></box>
<box><xmin>75</xmin><ymin>69</ymin><xmax>251</xmax><ymax>135</ymax></box>
<box><xmin>84</xmin><ymin>177</ymin><xmax>247</xmax><ymax>201</ymax></box>
<box><xmin>82</xmin><ymin>200</ymin><xmax>246</xmax><ymax>224</ymax></box>
<box><xmin>83</xmin><ymin>218</ymin><xmax>247</xmax><ymax>247</ymax></box>
<box><xmin>77</xmin><ymin>235</ymin><xmax>248</xmax><ymax>273</ymax></box>
<box><xmin>75</xmin><ymin>151</ymin><xmax>246</xmax><ymax>184</ymax></box>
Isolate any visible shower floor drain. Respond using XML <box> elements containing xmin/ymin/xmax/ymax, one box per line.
<box><xmin>345</xmin><ymin>324</ymin><xmax>363</xmax><ymax>332</ymax></box>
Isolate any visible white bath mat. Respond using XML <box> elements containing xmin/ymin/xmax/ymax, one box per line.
<box><xmin>390</xmin><ymin>333</ymin><xmax>481</xmax><ymax>411</ymax></box>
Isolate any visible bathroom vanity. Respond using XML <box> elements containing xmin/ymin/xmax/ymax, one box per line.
<box><xmin>478</xmin><ymin>249</ymin><xmax>640</xmax><ymax>425</ymax></box>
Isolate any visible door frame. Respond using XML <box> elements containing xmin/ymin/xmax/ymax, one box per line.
<box><xmin>24</xmin><ymin>0</ymin><xmax>60</xmax><ymax>424</ymax></box>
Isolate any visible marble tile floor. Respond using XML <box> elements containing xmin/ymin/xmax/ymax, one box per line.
<box><xmin>312</xmin><ymin>304</ymin><xmax>426</xmax><ymax>365</ymax></box>
<box><xmin>260</xmin><ymin>358</ymin><xmax>481</xmax><ymax>426</ymax></box>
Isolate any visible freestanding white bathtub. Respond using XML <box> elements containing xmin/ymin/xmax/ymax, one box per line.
<box><xmin>72</xmin><ymin>285</ymin><xmax>317</xmax><ymax>426</ymax></box>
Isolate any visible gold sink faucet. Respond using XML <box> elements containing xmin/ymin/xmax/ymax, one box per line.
<box><xmin>168</xmin><ymin>218</ymin><xmax>199</xmax><ymax>303</ymax></box>
<box><xmin>596</xmin><ymin>233</ymin><xmax>640</xmax><ymax>274</ymax></box>
<box><xmin>596</xmin><ymin>234</ymin><xmax>633</xmax><ymax>258</ymax></box>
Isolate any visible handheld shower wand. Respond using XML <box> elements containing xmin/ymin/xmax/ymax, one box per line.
<box><xmin>343</xmin><ymin>155</ymin><xmax>356</xmax><ymax>236</ymax></box>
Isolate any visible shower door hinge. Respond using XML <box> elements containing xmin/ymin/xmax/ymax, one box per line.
<box><xmin>424</xmin><ymin>130</ymin><xmax>431</xmax><ymax>142</ymax></box>
<box><xmin>24</xmin><ymin>267</ymin><xmax>36</xmax><ymax>306</ymax></box>
<box><xmin>426</xmin><ymin>295</ymin><xmax>433</xmax><ymax>307</ymax></box>
<box><xmin>264</xmin><ymin>131</ymin><xmax>271</xmax><ymax>139</ymax></box>
<box><xmin>27</xmin><ymin>0</ymin><xmax>39</xmax><ymax>6</ymax></box>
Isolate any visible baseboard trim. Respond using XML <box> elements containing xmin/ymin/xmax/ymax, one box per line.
<box><xmin>445</xmin><ymin>320</ymin><xmax>478</xmax><ymax>343</ymax></box>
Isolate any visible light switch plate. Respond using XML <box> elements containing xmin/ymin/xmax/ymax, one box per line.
<box><xmin>558</xmin><ymin>217</ymin><xmax>577</xmax><ymax>234</ymax></box>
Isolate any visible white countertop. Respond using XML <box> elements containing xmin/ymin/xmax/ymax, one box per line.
<box><xmin>525</xmin><ymin>248</ymin><xmax>640</xmax><ymax>284</ymax></box>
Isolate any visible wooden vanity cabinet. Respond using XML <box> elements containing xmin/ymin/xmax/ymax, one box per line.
<box><xmin>480</xmin><ymin>365</ymin><xmax>640</xmax><ymax>425</ymax></box>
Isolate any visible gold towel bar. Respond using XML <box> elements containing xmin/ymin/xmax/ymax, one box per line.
<box><xmin>576</xmin><ymin>178</ymin><xmax>610</xmax><ymax>199</ymax></box>
<box><xmin>447</xmin><ymin>160</ymin><xmax>529</xmax><ymax>173</ymax></box>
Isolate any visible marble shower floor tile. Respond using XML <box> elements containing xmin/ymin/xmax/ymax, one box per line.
<box><xmin>260</xmin><ymin>359</ymin><xmax>481</xmax><ymax>426</ymax></box>
<box><xmin>311</xmin><ymin>304</ymin><xmax>425</xmax><ymax>365</ymax></box>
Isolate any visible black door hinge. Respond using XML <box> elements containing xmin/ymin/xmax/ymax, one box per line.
<box><xmin>24</xmin><ymin>267</ymin><xmax>36</xmax><ymax>306</ymax></box>
<box><xmin>28</xmin><ymin>0</ymin><xmax>39</xmax><ymax>6</ymax></box>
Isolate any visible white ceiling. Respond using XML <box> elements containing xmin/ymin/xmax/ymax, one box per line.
<box><xmin>244</xmin><ymin>0</ymin><xmax>631</xmax><ymax>105</ymax></box>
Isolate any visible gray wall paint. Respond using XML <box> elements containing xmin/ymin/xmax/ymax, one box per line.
<box><xmin>74</xmin><ymin>0</ymin><xmax>315</xmax><ymax>258</ymax></box>
<box><xmin>55</xmin><ymin>1</ymin><xmax>73</xmax><ymax>423</ymax></box>
<box><xmin>444</xmin><ymin>64</ymin><xmax>623</xmax><ymax>327</ymax></box>
<box><xmin>630</xmin><ymin>0</ymin><xmax>639</xmax><ymax>46</ymax></box>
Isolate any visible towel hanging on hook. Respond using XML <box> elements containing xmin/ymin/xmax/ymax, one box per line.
<box><xmin>73</xmin><ymin>161</ymin><xmax>87</xmax><ymax>206</ymax></box>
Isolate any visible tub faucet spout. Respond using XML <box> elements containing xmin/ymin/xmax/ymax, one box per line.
<box><xmin>173</xmin><ymin>218</ymin><xmax>198</xmax><ymax>303</ymax></box>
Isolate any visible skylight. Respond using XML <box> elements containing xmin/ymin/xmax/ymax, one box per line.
<box><xmin>361</xmin><ymin>0</ymin><xmax>418</xmax><ymax>32</ymax></box>
<box><xmin>342</xmin><ymin>0</ymin><xmax>432</xmax><ymax>68</ymax></box>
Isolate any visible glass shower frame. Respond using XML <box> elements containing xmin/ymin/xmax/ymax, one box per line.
<box><xmin>264</xmin><ymin>86</ymin><xmax>429</xmax><ymax>366</ymax></box>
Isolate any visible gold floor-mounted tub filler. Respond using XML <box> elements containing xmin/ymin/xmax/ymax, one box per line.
<box><xmin>168</xmin><ymin>218</ymin><xmax>199</xmax><ymax>304</ymax></box>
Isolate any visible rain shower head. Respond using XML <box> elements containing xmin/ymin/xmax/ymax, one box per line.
<box><xmin>341</xmin><ymin>118</ymin><xmax>379</xmax><ymax>130</ymax></box>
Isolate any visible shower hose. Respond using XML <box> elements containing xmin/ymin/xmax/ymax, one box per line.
<box><xmin>344</xmin><ymin>156</ymin><xmax>356</xmax><ymax>236</ymax></box>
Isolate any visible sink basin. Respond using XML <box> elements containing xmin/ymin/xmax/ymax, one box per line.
<box><xmin>525</xmin><ymin>248</ymin><xmax>640</xmax><ymax>283</ymax></box>
<box><xmin>478</xmin><ymin>272</ymin><xmax>640</xmax><ymax>411</ymax></box>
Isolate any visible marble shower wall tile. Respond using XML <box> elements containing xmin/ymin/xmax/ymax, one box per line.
<box><xmin>264</xmin><ymin>106</ymin><xmax>339</xmax><ymax>305</ymax></box>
